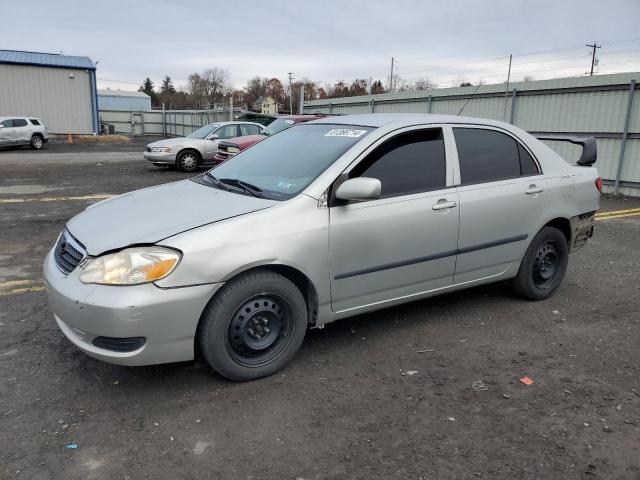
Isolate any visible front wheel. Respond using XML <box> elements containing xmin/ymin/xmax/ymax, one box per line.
<box><xmin>176</xmin><ymin>150</ymin><xmax>200</xmax><ymax>173</ymax></box>
<box><xmin>510</xmin><ymin>226</ymin><xmax>569</xmax><ymax>300</ymax></box>
<box><xmin>199</xmin><ymin>271</ymin><xmax>308</xmax><ymax>381</ymax></box>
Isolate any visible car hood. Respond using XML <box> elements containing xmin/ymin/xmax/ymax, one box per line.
<box><xmin>147</xmin><ymin>137</ymin><xmax>202</xmax><ymax>148</ymax></box>
<box><xmin>231</xmin><ymin>134</ymin><xmax>267</xmax><ymax>149</ymax></box>
<box><xmin>67</xmin><ymin>179</ymin><xmax>277</xmax><ymax>255</ymax></box>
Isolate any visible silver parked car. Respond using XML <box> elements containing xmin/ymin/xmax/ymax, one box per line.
<box><xmin>0</xmin><ymin>116</ymin><xmax>48</xmax><ymax>150</ymax></box>
<box><xmin>44</xmin><ymin>114</ymin><xmax>600</xmax><ymax>381</ymax></box>
<box><xmin>144</xmin><ymin>121</ymin><xmax>264</xmax><ymax>172</ymax></box>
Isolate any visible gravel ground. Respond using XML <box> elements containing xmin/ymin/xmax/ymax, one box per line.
<box><xmin>1</xmin><ymin>145</ymin><xmax>639</xmax><ymax>480</ymax></box>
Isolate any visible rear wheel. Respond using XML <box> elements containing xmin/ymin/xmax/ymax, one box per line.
<box><xmin>510</xmin><ymin>226</ymin><xmax>569</xmax><ymax>300</ymax></box>
<box><xmin>199</xmin><ymin>271</ymin><xmax>307</xmax><ymax>381</ymax></box>
<box><xmin>30</xmin><ymin>135</ymin><xmax>44</xmax><ymax>150</ymax></box>
<box><xmin>176</xmin><ymin>150</ymin><xmax>200</xmax><ymax>172</ymax></box>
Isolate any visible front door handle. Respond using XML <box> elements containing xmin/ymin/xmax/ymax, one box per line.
<box><xmin>432</xmin><ymin>200</ymin><xmax>457</xmax><ymax>211</ymax></box>
<box><xmin>525</xmin><ymin>185</ymin><xmax>544</xmax><ymax>195</ymax></box>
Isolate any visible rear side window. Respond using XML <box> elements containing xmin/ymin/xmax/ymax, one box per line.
<box><xmin>518</xmin><ymin>143</ymin><xmax>540</xmax><ymax>175</ymax></box>
<box><xmin>454</xmin><ymin>128</ymin><xmax>541</xmax><ymax>184</ymax></box>
<box><xmin>12</xmin><ymin>119</ymin><xmax>28</xmax><ymax>127</ymax></box>
<box><xmin>29</xmin><ymin>119</ymin><xmax>41</xmax><ymax>126</ymax></box>
<box><xmin>351</xmin><ymin>128</ymin><xmax>446</xmax><ymax>197</ymax></box>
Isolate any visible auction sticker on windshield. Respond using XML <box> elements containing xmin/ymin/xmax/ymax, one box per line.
<box><xmin>324</xmin><ymin>129</ymin><xmax>368</xmax><ymax>138</ymax></box>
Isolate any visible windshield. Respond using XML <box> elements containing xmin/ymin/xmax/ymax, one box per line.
<box><xmin>263</xmin><ymin>118</ymin><xmax>298</xmax><ymax>136</ymax></box>
<box><xmin>203</xmin><ymin>124</ymin><xmax>373</xmax><ymax>200</ymax></box>
<box><xmin>187</xmin><ymin>124</ymin><xmax>219</xmax><ymax>139</ymax></box>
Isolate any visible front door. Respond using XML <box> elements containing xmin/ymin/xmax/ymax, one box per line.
<box><xmin>0</xmin><ymin>119</ymin><xmax>15</xmax><ymax>145</ymax></box>
<box><xmin>329</xmin><ymin>127</ymin><xmax>460</xmax><ymax>314</ymax></box>
<box><xmin>205</xmin><ymin>124</ymin><xmax>239</xmax><ymax>159</ymax></box>
<box><xmin>452</xmin><ymin>126</ymin><xmax>547</xmax><ymax>284</ymax></box>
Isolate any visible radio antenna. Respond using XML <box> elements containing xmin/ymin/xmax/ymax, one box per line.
<box><xmin>457</xmin><ymin>81</ymin><xmax>484</xmax><ymax>116</ymax></box>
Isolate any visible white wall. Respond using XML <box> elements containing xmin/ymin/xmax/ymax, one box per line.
<box><xmin>0</xmin><ymin>64</ymin><xmax>95</xmax><ymax>134</ymax></box>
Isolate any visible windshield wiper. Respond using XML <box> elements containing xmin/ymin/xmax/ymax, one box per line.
<box><xmin>219</xmin><ymin>178</ymin><xmax>263</xmax><ymax>197</ymax></box>
<box><xmin>204</xmin><ymin>172</ymin><xmax>233</xmax><ymax>191</ymax></box>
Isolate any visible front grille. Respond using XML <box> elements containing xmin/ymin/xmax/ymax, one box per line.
<box><xmin>54</xmin><ymin>230</ymin><xmax>86</xmax><ymax>274</ymax></box>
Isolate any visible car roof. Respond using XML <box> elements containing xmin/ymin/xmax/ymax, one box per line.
<box><xmin>306</xmin><ymin>113</ymin><xmax>514</xmax><ymax>129</ymax></box>
<box><xmin>0</xmin><ymin>115</ymin><xmax>30</xmax><ymax>120</ymax></box>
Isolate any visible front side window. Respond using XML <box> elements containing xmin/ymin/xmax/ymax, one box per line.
<box><xmin>12</xmin><ymin>119</ymin><xmax>28</xmax><ymax>128</ymax></box>
<box><xmin>350</xmin><ymin>129</ymin><xmax>446</xmax><ymax>198</ymax></box>
<box><xmin>214</xmin><ymin>125</ymin><xmax>238</xmax><ymax>139</ymax></box>
<box><xmin>201</xmin><ymin>124</ymin><xmax>373</xmax><ymax>200</ymax></box>
<box><xmin>240</xmin><ymin>124</ymin><xmax>261</xmax><ymax>136</ymax></box>
<box><xmin>0</xmin><ymin>119</ymin><xmax>13</xmax><ymax>128</ymax></box>
<box><xmin>454</xmin><ymin>128</ymin><xmax>538</xmax><ymax>184</ymax></box>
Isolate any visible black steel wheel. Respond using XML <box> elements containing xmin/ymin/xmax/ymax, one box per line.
<box><xmin>511</xmin><ymin>226</ymin><xmax>569</xmax><ymax>300</ymax></box>
<box><xmin>226</xmin><ymin>294</ymin><xmax>294</xmax><ymax>367</ymax></box>
<box><xmin>199</xmin><ymin>271</ymin><xmax>308</xmax><ymax>381</ymax></box>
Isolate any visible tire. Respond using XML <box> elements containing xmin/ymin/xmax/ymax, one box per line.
<box><xmin>176</xmin><ymin>150</ymin><xmax>201</xmax><ymax>173</ymax></box>
<box><xmin>510</xmin><ymin>226</ymin><xmax>569</xmax><ymax>300</ymax></box>
<box><xmin>30</xmin><ymin>135</ymin><xmax>44</xmax><ymax>150</ymax></box>
<box><xmin>199</xmin><ymin>271</ymin><xmax>308</xmax><ymax>381</ymax></box>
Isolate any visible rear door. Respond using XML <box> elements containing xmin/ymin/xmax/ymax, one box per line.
<box><xmin>329</xmin><ymin>126</ymin><xmax>460</xmax><ymax>313</ymax></box>
<box><xmin>12</xmin><ymin>118</ymin><xmax>29</xmax><ymax>143</ymax></box>
<box><xmin>452</xmin><ymin>126</ymin><xmax>546</xmax><ymax>284</ymax></box>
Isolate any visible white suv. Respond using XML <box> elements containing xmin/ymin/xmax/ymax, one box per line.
<box><xmin>0</xmin><ymin>116</ymin><xmax>49</xmax><ymax>150</ymax></box>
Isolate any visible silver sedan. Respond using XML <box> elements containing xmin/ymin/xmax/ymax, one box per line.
<box><xmin>45</xmin><ymin>114</ymin><xmax>600</xmax><ymax>381</ymax></box>
<box><xmin>144</xmin><ymin>121</ymin><xmax>264</xmax><ymax>172</ymax></box>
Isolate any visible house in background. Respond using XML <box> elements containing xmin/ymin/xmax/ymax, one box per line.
<box><xmin>0</xmin><ymin>49</ymin><xmax>99</xmax><ymax>134</ymax></box>
<box><xmin>252</xmin><ymin>96</ymin><xmax>279</xmax><ymax>115</ymax></box>
<box><xmin>98</xmin><ymin>89</ymin><xmax>152</xmax><ymax>111</ymax></box>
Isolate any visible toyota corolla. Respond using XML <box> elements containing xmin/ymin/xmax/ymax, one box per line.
<box><xmin>44</xmin><ymin>114</ymin><xmax>600</xmax><ymax>381</ymax></box>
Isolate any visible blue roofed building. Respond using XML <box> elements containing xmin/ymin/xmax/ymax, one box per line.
<box><xmin>0</xmin><ymin>50</ymin><xmax>99</xmax><ymax>134</ymax></box>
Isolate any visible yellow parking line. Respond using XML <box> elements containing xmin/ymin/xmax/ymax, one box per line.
<box><xmin>596</xmin><ymin>207</ymin><xmax>640</xmax><ymax>217</ymax></box>
<box><xmin>0</xmin><ymin>279</ymin><xmax>45</xmax><ymax>297</ymax></box>
<box><xmin>596</xmin><ymin>211</ymin><xmax>640</xmax><ymax>221</ymax></box>
<box><xmin>0</xmin><ymin>286</ymin><xmax>46</xmax><ymax>297</ymax></box>
<box><xmin>0</xmin><ymin>194</ymin><xmax>114</xmax><ymax>204</ymax></box>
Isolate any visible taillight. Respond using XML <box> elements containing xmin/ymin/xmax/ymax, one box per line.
<box><xmin>595</xmin><ymin>176</ymin><xmax>603</xmax><ymax>193</ymax></box>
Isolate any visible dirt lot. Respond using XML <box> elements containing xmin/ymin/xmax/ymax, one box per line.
<box><xmin>1</xmin><ymin>143</ymin><xmax>639</xmax><ymax>480</ymax></box>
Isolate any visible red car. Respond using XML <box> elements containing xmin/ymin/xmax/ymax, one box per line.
<box><xmin>213</xmin><ymin>114</ymin><xmax>328</xmax><ymax>163</ymax></box>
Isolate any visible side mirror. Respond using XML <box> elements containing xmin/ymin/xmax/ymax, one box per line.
<box><xmin>0</xmin><ymin>125</ymin><xmax>4</xmax><ymax>129</ymax></box>
<box><xmin>335</xmin><ymin>177</ymin><xmax>381</xmax><ymax>201</ymax></box>
<box><xmin>208</xmin><ymin>134</ymin><xmax>219</xmax><ymax>140</ymax></box>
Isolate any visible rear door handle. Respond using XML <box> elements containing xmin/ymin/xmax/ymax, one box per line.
<box><xmin>432</xmin><ymin>200</ymin><xmax>457</xmax><ymax>210</ymax></box>
<box><xmin>525</xmin><ymin>185</ymin><xmax>544</xmax><ymax>195</ymax></box>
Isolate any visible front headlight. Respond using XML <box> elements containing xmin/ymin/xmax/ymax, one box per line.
<box><xmin>151</xmin><ymin>146</ymin><xmax>171</xmax><ymax>152</ymax></box>
<box><xmin>226</xmin><ymin>146</ymin><xmax>240</xmax><ymax>154</ymax></box>
<box><xmin>80</xmin><ymin>247</ymin><xmax>181</xmax><ymax>285</ymax></box>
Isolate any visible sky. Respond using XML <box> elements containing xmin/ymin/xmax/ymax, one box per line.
<box><xmin>3</xmin><ymin>0</ymin><xmax>640</xmax><ymax>92</ymax></box>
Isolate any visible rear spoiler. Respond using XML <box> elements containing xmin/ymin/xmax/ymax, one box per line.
<box><xmin>535</xmin><ymin>135</ymin><xmax>597</xmax><ymax>166</ymax></box>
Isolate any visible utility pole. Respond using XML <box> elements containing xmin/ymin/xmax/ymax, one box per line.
<box><xmin>389</xmin><ymin>57</ymin><xmax>395</xmax><ymax>92</ymax></box>
<box><xmin>288</xmin><ymin>72</ymin><xmax>294</xmax><ymax>114</ymax></box>
<box><xmin>503</xmin><ymin>54</ymin><xmax>512</xmax><ymax>121</ymax></box>
<box><xmin>586</xmin><ymin>42</ymin><xmax>601</xmax><ymax>76</ymax></box>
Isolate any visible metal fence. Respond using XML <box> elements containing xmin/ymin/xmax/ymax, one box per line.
<box><xmin>98</xmin><ymin>108</ymin><xmax>245</xmax><ymax>137</ymax></box>
<box><xmin>303</xmin><ymin>72</ymin><xmax>640</xmax><ymax>196</ymax></box>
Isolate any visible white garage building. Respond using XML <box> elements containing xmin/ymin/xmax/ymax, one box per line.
<box><xmin>0</xmin><ymin>50</ymin><xmax>99</xmax><ymax>135</ymax></box>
